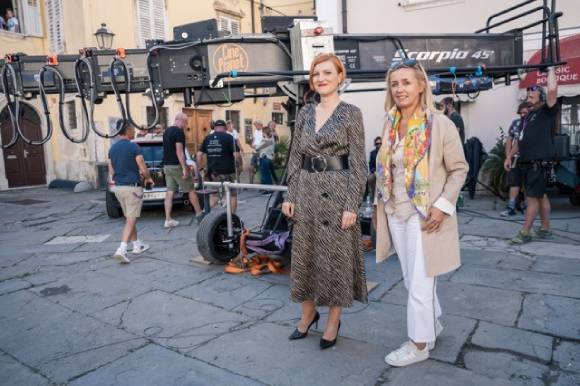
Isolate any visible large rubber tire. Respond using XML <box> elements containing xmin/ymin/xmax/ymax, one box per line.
<box><xmin>570</xmin><ymin>194</ymin><xmax>580</xmax><ymax>206</ymax></box>
<box><xmin>106</xmin><ymin>191</ymin><xmax>122</xmax><ymax>219</ymax></box>
<box><xmin>196</xmin><ymin>210</ymin><xmax>242</xmax><ymax>264</ymax></box>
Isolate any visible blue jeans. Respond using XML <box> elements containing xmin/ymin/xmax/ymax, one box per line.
<box><xmin>260</xmin><ymin>156</ymin><xmax>273</xmax><ymax>185</ymax></box>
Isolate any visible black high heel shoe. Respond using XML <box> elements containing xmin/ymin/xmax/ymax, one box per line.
<box><xmin>289</xmin><ymin>311</ymin><xmax>320</xmax><ymax>340</ymax></box>
<box><xmin>320</xmin><ymin>320</ymin><xmax>341</xmax><ymax>350</ymax></box>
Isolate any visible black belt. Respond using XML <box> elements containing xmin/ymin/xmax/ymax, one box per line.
<box><xmin>302</xmin><ymin>155</ymin><xmax>349</xmax><ymax>173</ymax></box>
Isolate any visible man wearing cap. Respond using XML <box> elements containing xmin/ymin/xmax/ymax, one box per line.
<box><xmin>197</xmin><ymin>120</ymin><xmax>241</xmax><ymax>213</ymax></box>
<box><xmin>510</xmin><ymin>67</ymin><xmax>558</xmax><ymax>244</ymax></box>
<box><xmin>500</xmin><ymin>102</ymin><xmax>531</xmax><ymax>217</ymax></box>
<box><xmin>162</xmin><ymin>112</ymin><xmax>203</xmax><ymax>228</ymax></box>
<box><xmin>108</xmin><ymin>121</ymin><xmax>154</xmax><ymax>264</ymax></box>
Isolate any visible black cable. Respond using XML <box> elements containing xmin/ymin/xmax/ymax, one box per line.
<box><xmin>0</xmin><ymin>63</ymin><xmax>20</xmax><ymax>148</ymax></box>
<box><xmin>38</xmin><ymin>64</ymin><xmax>88</xmax><ymax>144</ymax></box>
<box><xmin>125</xmin><ymin>52</ymin><xmax>160</xmax><ymax>131</ymax></box>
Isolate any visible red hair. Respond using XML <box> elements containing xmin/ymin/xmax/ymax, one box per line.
<box><xmin>308</xmin><ymin>53</ymin><xmax>346</xmax><ymax>91</ymax></box>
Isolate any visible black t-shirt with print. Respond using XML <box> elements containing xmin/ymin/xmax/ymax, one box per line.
<box><xmin>200</xmin><ymin>131</ymin><xmax>240</xmax><ymax>174</ymax></box>
<box><xmin>518</xmin><ymin>103</ymin><xmax>558</xmax><ymax>162</ymax></box>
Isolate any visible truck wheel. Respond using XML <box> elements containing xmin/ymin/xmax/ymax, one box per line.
<box><xmin>106</xmin><ymin>191</ymin><xmax>122</xmax><ymax>218</ymax></box>
<box><xmin>196</xmin><ymin>210</ymin><xmax>242</xmax><ymax>264</ymax></box>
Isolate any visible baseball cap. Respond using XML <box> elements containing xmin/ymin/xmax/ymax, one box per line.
<box><xmin>214</xmin><ymin>119</ymin><xmax>227</xmax><ymax>128</ymax></box>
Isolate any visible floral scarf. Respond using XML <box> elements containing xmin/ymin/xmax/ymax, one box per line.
<box><xmin>376</xmin><ymin>107</ymin><xmax>432</xmax><ymax>218</ymax></box>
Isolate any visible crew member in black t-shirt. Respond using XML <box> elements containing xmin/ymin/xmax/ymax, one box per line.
<box><xmin>162</xmin><ymin>112</ymin><xmax>203</xmax><ymax>228</ymax></box>
<box><xmin>509</xmin><ymin>67</ymin><xmax>558</xmax><ymax>245</ymax></box>
<box><xmin>197</xmin><ymin>120</ymin><xmax>241</xmax><ymax>212</ymax></box>
<box><xmin>442</xmin><ymin>97</ymin><xmax>466</xmax><ymax>145</ymax></box>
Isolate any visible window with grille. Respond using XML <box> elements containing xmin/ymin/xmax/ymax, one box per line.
<box><xmin>272</xmin><ymin>112</ymin><xmax>284</xmax><ymax>125</ymax></box>
<box><xmin>146</xmin><ymin>106</ymin><xmax>168</xmax><ymax>128</ymax></box>
<box><xmin>136</xmin><ymin>0</ymin><xmax>166</xmax><ymax>47</ymax></box>
<box><xmin>218</xmin><ymin>15</ymin><xmax>241</xmax><ymax>36</ymax></box>
<box><xmin>45</xmin><ymin>0</ymin><xmax>64</xmax><ymax>52</ymax></box>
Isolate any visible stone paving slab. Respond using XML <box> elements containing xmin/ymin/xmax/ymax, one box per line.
<box><xmin>96</xmin><ymin>257</ymin><xmax>221</xmax><ymax>293</ymax></box>
<box><xmin>364</xmin><ymin>256</ymin><xmax>404</xmax><ymax>301</ymax></box>
<box><xmin>191</xmin><ymin>322</ymin><xmax>387</xmax><ymax>386</ymax></box>
<box><xmin>232</xmin><ymin>284</ymin><xmax>289</xmax><ymax>319</ymax></box>
<box><xmin>460</xmin><ymin>248</ymin><xmax>536</xmax><ymax>271</ymax></box>
<box><xmin>518</xmin><ymin>294</ymin><xmax>580</xmax><ymax>340</ymax></box>
<box><xmin>531</xmin><ymin>256</ymin><xmax>580</xmax><ymax>277</ymax></box>
<box><xmin>471</xmin><ymin>321</ymin><xmax>553</xmax><ymax>362</ymax></box>
<box><xmin>553</xmin><ymin>371</ymin><xmax>580</xmax><ymax>386</ymax></box>
<box><xmin>30</xmin><ymin>270</ymin><xmax>152</xmax><ymax>315</ymax></box>
<box><xmin>0</xmin><ymin>278</ymin><xmax>31</xmax><ymax>295</ymax></box>
<box><xmin>519</xmin><ymin>242</ymin><xmax>580</xmax><ymax>260</ymax></box>
<box><xmin>0</xmin><ymin>352</ymin><xmax>49</xmax><ymax>386</ymax></box>
<box><xmin>92</xmin><ymin>290</ymin><xmax>250</xmax><ymax>352</ymax></box>
<box><xmin>554</xmin><ymin>341</ymin><xmax>580</xmax><ymax>374</ymax></box>
<box><xmin>0</xmin><ymin>291</ymin><xmax>146</xmax><ymax>383</ymax></box>
<box><xmin>381</xmin><ymin>280</ymin><xmax>522</xmax><ymax>326</ymax></box>
<box><xmin>176</xmin><ymin>273</ymin><xmax>272</xmax><ymax>310</ymax></box>
<box><xmin>383</xmin><ymin>359</ymin><xmax>515</xmax><ymax>386</ymax></box>
<box><xmin>464</xmin><ymin>351</ymin><xmax>549</xmax><ymax>386</ymax></box>
<box><xmin>321</xmin><ymin>301</ymin><xmax>476</xmax><ymax>364</ymax></box>
<box><xmin>70</xmin><ymin>344</ymin><xmax>264</xmax><ymax>386</ymax></box>
<box><xmin>451</xmin><ymin>265</ymin><xmax>580</xmax><ymax>298</ymax></box>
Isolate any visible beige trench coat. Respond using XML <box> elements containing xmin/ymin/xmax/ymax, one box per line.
<box><xmin>375</xmin><ymin>113</ymin><xmax>469</xmax><ymax>277</ymax></box>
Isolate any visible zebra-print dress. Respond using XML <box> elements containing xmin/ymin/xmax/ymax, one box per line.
<box><xmin>286</xmin><ymin>101</ymin><xmax>368</xmax><ymax>307</ymax></box>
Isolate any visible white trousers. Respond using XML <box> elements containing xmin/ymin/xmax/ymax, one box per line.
<box><xmin>387</xmin><ymin>213</ymin><xmax>442</xmax><ymax>343</ymax></box>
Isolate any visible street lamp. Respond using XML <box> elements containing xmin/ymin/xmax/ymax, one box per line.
<box><xmin>94</xmin><ymin>23</ymin><xmax>115</xmax><ymax>50</ymax></box>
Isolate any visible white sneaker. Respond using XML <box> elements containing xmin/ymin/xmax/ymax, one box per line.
<box><xmin>164</xmin><ymin>219</ymin><xmax>179</xmax><ymax>228</ymax></box>
<box><xmin>385</xmin><ymin>341</ymin><xmax>429</xmax><ymax>367</ymax></box>
<box><xmin>113</xmin><ymin>250</ymin><xmax>131</xmax><ymax>264</ymax></box>
<box><xmin>132</xmin><ymin>243</ymin><xmax>150</xmax><ymax>254</ymax></box>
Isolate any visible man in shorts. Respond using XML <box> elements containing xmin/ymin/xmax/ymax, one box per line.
<box><xmin>501</xmin><ymin>102</ymin><xmax>531</xmax><ymax>217</ymax></box>
<box><xmin>197</xmin><ymin>120</ymin><xmax>241</xmax><ymax>212</ymax></box>
<box><xmin>510</xmin><ymin>67</ymin><xmax>558</xmax><ymax>244</ymax></box>
<box><xmin>108</xmin><ymin>121</ymin><xmax>154</xmax><ymax>263</ymax></box>
<box><xmin>163</xmin><ymin>112</ymin><xmax>203</xmax><ymax>228</ymax></box>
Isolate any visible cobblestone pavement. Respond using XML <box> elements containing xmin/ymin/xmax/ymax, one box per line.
<box><xmin>0</xmin><ymin>187</ymin><xmax>579</xmax><ymax>386</ymax></box>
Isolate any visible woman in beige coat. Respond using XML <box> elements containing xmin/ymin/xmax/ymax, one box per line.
<box><xmin>375</xmin><ymin>59</ymin><xmax>468</xmax><ymax>367</ymax></box>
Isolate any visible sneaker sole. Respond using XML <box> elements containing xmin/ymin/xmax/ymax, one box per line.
<box><xmin>385</xmin><ymin>354</ymin><xmax>429</xmax><ymax>367</ymax></box>
<box><xmin>132</xmin><ymin>246</ymin><xmax>150</xmax><ymax>255</ymax></box>
<box><xmin>113</xmin><ymin>254</ymin><xmax>130</xmax><ymax>264</ymax></box>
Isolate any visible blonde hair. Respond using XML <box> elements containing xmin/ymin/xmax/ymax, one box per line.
<box><xmin>384</xmin><ymin>61</ymin><xmax>440</xmax><ymax>115</ymax></box>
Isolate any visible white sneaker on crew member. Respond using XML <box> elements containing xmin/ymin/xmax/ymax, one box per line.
<box><xmin>385</xmin><ymin>341</ymin><xmax>429</xmax><ymax>367</ymax></box>
<box><xmin>113</xmin><ymin>249</ymin><xmax>131</xmax><ymax>264</ymax></box>
<box><xmin>132</xmin><ymin>243</ymin><xmax>150</xmax><ymax>254</ymax></box>
<box><xmin>164</xmin><ymin>219</ymin><xmax>179</xmax><ymax>228</ymax></box>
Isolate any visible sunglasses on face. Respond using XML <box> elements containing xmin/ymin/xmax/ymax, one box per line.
<box><xmin>526</xmin><ymin>85</ymin><xmax>542</xmax><ymax>92</ymax></box>
<box><xmin>375</xmin><ymin>142</ymin><xmax>382</xmax><ymax>146</ymax></box>
<box><xmin>389</xmin><ymin>58</ymin><xmax>418</xmax><ymax>71</ymax></box>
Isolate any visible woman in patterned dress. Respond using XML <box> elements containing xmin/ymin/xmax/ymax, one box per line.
<box><xmin>282</xmin><ymin>53</ymin><xmax>368</xmax><ymax>350</ymax></box>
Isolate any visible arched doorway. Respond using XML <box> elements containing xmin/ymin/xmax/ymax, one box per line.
<box><xmin>1</xmin><ymin>103</ymin><xmax>47</xmax><ymax>187</ymax></box>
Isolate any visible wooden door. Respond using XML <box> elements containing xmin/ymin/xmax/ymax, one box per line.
<box><xmin>182</xmin><ymin>108</ymin><xmax>213</xmax><ymax>154</ymax></box>
<box><xmin>1</xmin><ymin>105</ymin><xmax>47</xmax><ymax>187</ymax></box>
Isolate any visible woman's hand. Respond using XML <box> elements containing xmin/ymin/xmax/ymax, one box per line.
<box><xmin>341</xmin><ymin>211</ymin><xmax>357</xmax><ymax>230</ymax></box>
<box><xmin>282</xmin><ymin>202</ymin><xmax>295</xmax><ymax>218</ymax></box>
<box><xmin>422</xmin><ymin>207</ymin><xmax>446</xmax><ymax>233</ymax></box>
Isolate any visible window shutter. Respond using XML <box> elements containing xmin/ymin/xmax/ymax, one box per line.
<box><xmin>22</xmin><ymin>0</ymin><xmax>43</xmax><ymax>37</ymax></box>
<box><xmin>46</xmin><ymin>0</ymin><xmax>64</xmax><ymax>53</ymax></box>
<box><xmin>152</xmin><ymin>0</ymin><xmax>166</xmax><ymax>40</ymax></box>
<box><xmin>136</xmin><ymin>0</ymin><xmax>165</xmax><ymax>47</ymax></box>
<box><xmin>231</xmin><ymin>20</ymin><xmax>240</xmax><ymax>35</ymax></box>
<box><xmin>218</xmin><ymin>16</ymin><xmax>241</xmax><ymax>36</ymax></box>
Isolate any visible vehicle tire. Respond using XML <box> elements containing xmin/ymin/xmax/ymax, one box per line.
<box><xmin>106</xmin><ymin>191</ymin><xmax>122</xmax><ymax>218</ymax></box>
<box><xmin>570</xmin><ymin>194</ymin><xmax>580</xmax><ymax>206</ymax></box>
<box><xmin>196</xmin><ymin>210</ymin><xmax>242</xmax><ymax>264</ymax></box>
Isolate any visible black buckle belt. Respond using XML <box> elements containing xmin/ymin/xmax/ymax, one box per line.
<box><xmin>302</xmin><ymin>155</ymin><xmax>349</xmax><ymax>173</ymax></box>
